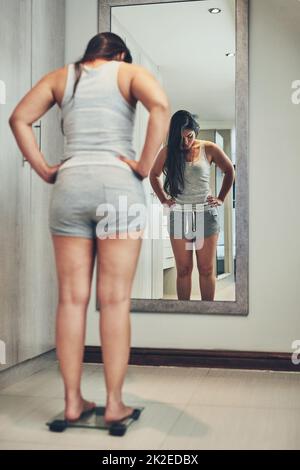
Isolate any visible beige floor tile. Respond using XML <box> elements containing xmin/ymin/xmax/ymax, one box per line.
<box><xmin>117</xmin><ymin>365</ymin><xmax>209</xmax><ymax>405</ymax></box>
<box><xmin>2</xmin><ymin>365</ymin><xmax>300</xmax><ymax>449</ymax></box>
<box><xmin>79</xmin><ymin>365</ymin><xmax>209</xmax><ymax>406</ymax></box>
<box><xmin>0</xmin><ymin>363</ymin><xmax>97</xmax><ymax>398</ymax></box>
<box><xmin>188</xmin><ymin>368</ymin><xmax>300</xmax><ymax>409</ymax></box>
<box><xmin>0</xmin><ymin>395</ymin><xmax>45</xmax><ymax>436</ymax></box>
<box><xmin>160</xmin><ymin>404</ymin><xmax>300</xmax><ymax>450</ymax></box>
<box><xmin>0</xmin><ymin>440</ymin><xmax>81</xmax><ymax>450</ymax></box>
<box><xmin>0</xmin><ymin>363</ymin><xmax>209</xmax><ymax>406</ymax></box>
<box><xmin>1</xmin><ymin>396</ymin><xmax>181</xmax><ymax>450</ymax></box>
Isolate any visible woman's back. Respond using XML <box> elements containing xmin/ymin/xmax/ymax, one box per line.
<box><xmin>59</xmin><ymin>60</ymin><xmax>136</xmax><ymax>169</ymax></box>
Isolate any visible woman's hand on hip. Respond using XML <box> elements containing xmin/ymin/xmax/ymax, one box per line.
<box><xmin>43</xmin><ymin>163</ymin><xmax>62</xmax><ymax>184</ymax></box>
<box><xmin>163</xmin><ymin>197</ymin><xmax>176</xmax><ymax>208</ymax></box>
<box><xmin>206</xmin><ymin>195</ymin><xmax>224</xmax><ymax>207</ymax></box>
<box><xmin>117</xmin><ymin>155</ymin><xmax>146</xmax><ymax>180</ymax></box>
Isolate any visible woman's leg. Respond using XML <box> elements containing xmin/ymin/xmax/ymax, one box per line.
<box><xmin>195</xmin><ymin>233</ymin><xmax>219</xmax><ymax>300</ymax></box>
<box><xmin>169</xmin><ymin>236</ymin><xmax>194</xmax><ymax>300</ymax></box>
<box><xmin>52</xmin><ymin>235</ymin><xmax>97</xmax><ymax>420</ymax></box>
<box><xmin>96</xmin><ymin>231</ymin><xmax>143</xmax><ymax>424</ymax></box>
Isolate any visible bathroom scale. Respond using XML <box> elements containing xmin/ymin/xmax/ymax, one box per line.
<box><xmin>46</xmin><ymin>405</ymin><xmax>144</xmax><ymax>437</ymax></box>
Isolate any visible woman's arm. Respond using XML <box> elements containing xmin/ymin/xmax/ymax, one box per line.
<box><xmin>119</xmin><ymin>64</ymin><xmax>171</xmax><ymax>179</ymax></box>
<box><xmin>205</xmin><ymin>141</ymin><xmax>235</xmax><ymax>205</ymax></box>
<box><xmin>149</xmin><ymin>147</ymin><xmax>175</xmax><ymax>206</ymax></box>
<box><xmin>9</xmin><ymin>71</ymin><xmax>61</xmax><ymax>183</ymax></box>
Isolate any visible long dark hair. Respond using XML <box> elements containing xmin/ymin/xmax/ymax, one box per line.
<box><xmin>163</xmin><ymin>110</ymin><xmax>200</xmax><ymax>198</ymax></box>
<box><xmin>61</xmin><ymin>32</ymin><xmax>132</xmax><ymax>134</ymax></box>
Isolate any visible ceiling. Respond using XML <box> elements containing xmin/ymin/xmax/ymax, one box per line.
<box><xmin>112</xmin><ymin>0</ymin><xmax>236</xmax><ymax>125</ymax></box>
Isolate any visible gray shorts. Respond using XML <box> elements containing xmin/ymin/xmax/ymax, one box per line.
<box><xmin>49</xmin><ymin>163</ymin><xmax>148</xmax><ymax>239</ymax></box>
<box><xmin>167</xmin><ymin>205</ymin><xmax>221</xmax><ymax>240</ymax></box>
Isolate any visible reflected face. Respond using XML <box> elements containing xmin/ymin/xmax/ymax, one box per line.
<box><xmin>181</xmin><ymin>129</ymin><xmax>196</xmax><ymax>149</ymax></box>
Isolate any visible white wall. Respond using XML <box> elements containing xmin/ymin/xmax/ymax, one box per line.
<box><xmin>110</xmin><ymin>15</ymin><xmax>165</xmax><ymax>299</ymax></box>
<box><xmin>66</xmin><ymin>0</ymin><xmax>300</xmax><ymax>354</ymax></box>
<box><xmin>65</xmin><ymin>0</ymin><xmax>98</xmax><ymax>63</ymax></box>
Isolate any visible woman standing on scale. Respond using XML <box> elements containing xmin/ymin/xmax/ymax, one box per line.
<box><xmin>150</xmin><ymin>110</ymin><xmax>235</xmax><ymax>301</ymax></box>
<box><xmin>9</xmin><ymin>32</ymin><xmax>170</xmax><ymax>424</ymax></box>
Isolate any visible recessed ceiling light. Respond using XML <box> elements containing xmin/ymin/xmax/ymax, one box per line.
<box><xmin>226</xmin><ymin>52</ymin><xmax>235</xmax><ymax>57</ymax></box>
<box><xmin>209</xmin><ymin>8</ymin><xmax>221</xmax><ymax>14</ymax></box>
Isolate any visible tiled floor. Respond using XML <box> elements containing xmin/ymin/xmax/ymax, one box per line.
<box><xmin>0</xmin><ymin>363</ymin><xmax>299</xmax><ymax>449</ymax></box>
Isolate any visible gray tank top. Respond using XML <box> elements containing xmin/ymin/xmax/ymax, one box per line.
<box><xmin>173</xmin><ymin>142</ymin><xmax>212</xmax><ymax>206</ymax></box>
<box><xmin>59</xmin><ymin>60</ymin><xmax>136</xmax><ymax>171</ymax></box>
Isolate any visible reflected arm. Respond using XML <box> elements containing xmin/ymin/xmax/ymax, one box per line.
<box><xmin>149</xmin><ymin>146</ymin><xmax>170</xmax><ymax>204</ymax></box>
<box><xmin>205</xmin><ymin>142</ymin><xmax>235</xmax><ymax>202</ymax></box>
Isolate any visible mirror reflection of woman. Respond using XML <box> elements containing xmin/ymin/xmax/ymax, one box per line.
<box><xmin>150</xmin><ymin>110</ymin><xmax>235</xmax><ymax>301</ymax></box>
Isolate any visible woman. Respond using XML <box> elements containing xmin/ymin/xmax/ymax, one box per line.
<box><xmin>149</xmin><ymin>110</ymin><xmax>235</xmax><ymax>301</ymax></box>
<box><xmin>9</xmin><ymin>32</ymin><xmax>170</xmax><ymax>424</ymax></box>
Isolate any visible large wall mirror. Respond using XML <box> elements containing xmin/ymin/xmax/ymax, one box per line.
<box><xmin>98</xmin><ymin>0</ymin><xmax>248</xmax><ymax>315</ymax></box>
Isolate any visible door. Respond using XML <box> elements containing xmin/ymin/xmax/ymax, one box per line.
<box><xmin>215</xmin><ymin>130</ymin><xmax>234</xmax><ymax>278</ymax></box>
<box><xmin>27</xmin><ymin>0</ymin><xmax>65</xmax><ymax>357</ymax></box>
<box><xmin>0</xmin><ymin>0</ymin><xmax>32</xmax><ymax>367</ymax></box>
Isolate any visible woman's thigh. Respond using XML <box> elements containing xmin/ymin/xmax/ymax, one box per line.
<box><xmin>169</xmin><ymin>236</ymin><xmax>194</xmax><ymax>273</ymax></box>
<box><xmin>195</xmin><ymin>233</ymin><xmax>219</xmax><ymax>272</ymax></box>
<box><xmin>51</xmin><ymin>235</ymin><xmax>96</xmax><ymax>304</ymax></box>
<box><xmin>96</xmin><ymin>235</ymin><xmax>143</xmax><ymax>305</ymax></box>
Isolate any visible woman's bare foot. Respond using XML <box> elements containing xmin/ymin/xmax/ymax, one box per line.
<box><xmin>104</xmin><ymin>402</ymin><xmax>134</xmax><ymax>425</ymax></box>
<box><xmin>64</xmin><ymin>397</ymin><xmax>96</xmax><ymax>422</ymax></box>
